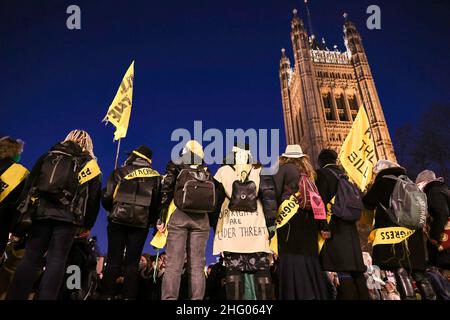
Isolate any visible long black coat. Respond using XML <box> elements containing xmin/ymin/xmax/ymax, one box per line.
<box><xmin>273</xmin><ymin>163</ymin><xmax>320</xmax><ymax>256</ymax></box>
<box><xmin>362</xmin><ymin>167</ymin><xmax>426</xmax><ymax>271</ymax></box>
<box><xmin>316</xmin><ymin>165</ymin><xmax>366</xmax><ymax>272</ymax></box>
<box><xmin>424</xmin><ymin>181</ymin><xmax>450</xmax><ymax>268</ymax></box>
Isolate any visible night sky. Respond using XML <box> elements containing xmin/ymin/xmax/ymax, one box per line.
<box><xmin>1</xmin><ymin>0</ymin><xmax>449</xmax><ymax>264</ymax></box>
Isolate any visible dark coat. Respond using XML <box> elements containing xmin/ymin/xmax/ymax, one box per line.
<box><xmin>26</xmin><ymin>142</ymin><xmax>101</xmax><ymax>229</ymax></box>
<box><xmin>316</xmin><ymin>165</ymin><xmax>366</xmax><ymax>272</ymax></box>
<box><xmin>424</xmin><ymin>181</ymin><xmax>450</xmax><ymax>268</ymax></box>
<box><xmin>273</xmin><ymin>163</ymin><xmax>322</xmax><ymax>256</ymax></box>
<box><xmin>102</xmin><ymin>157</ymin><xmax>162</xmax><ymax>228</ymax></box>
<box><xmin>363</xmin><ymin>167</ymin><xmax>426</xmax><ymax>271</ymax></box>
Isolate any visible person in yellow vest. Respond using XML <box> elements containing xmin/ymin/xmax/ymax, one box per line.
<box><xmin>101</xmin><ymin>145</ymin><xmax>161</xmax><ymax>300</ymax></box>
<box><xmin>273</xmin><ymin>145</ymin><xmax>330</xmax><ymax>300</ymax></box>
<box><xmin>0</xmin><ymin>135</ymin><xmax>28</xmax><ymax>257</ymax></box>
<box><xmin>212</xmin><ymin>143</ymin><xmax>277</xmax><ymax>300</ymax></box>
<box><xmin>363</xmin><ymin>160</ymin><xmax>435</xmax><ymax>300</ymax></box>
<box><xmin>7</xmin><ymin>130</ymin><xmax>102</xmax><ymax>300</ymax></box>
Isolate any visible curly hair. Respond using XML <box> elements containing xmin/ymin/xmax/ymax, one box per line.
<box><xmin>279</xmin><ymin>155</ymin><xmax>316</xmax><ymax>180</ymax></box>
<box><xmin>0</xmin><ymin>137</ymin><xmax>24</xmax><ymax>159</ymax></box>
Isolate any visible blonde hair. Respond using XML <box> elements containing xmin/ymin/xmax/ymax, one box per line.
<box><xmin>64</xmin><ymin>130</ymin><xmax>96</xmax><ymax>159</ymax></box>
<box><xmin>279</xmin><ymin>155</ymin><xmax>316</xmax><ymax>180</ymax></box>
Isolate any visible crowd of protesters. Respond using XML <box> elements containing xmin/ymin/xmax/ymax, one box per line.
<box><xmin>0</xmin><ymin>131</ymin><xmax>449</xmax><ymax>300</ymax></box>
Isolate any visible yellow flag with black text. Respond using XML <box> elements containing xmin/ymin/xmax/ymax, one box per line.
<box><xmin>339</xmin><ymin>106</ymin><xmax>377</xmax><ymax>191</ymax></box>
<box><xmin>103</xmin><ymin>61</ymin><xmax>134</xmax><ymax>141</ymax></box>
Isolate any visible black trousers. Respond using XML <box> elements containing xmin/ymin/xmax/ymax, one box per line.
<box><xmin>6</xmin><ymin>219</ymin><xmax>77</xmax><ymax>300</ymax></box>
<box><xmin>0</xmin><ymin>210</ymin><xmax>14</xmax><ymax>257</ymax></box>
<box><xmin>336</xmin><ymin>272</ymin><xmax>370</xmax><ymax>300</ymax></box>
<box><xmin>102</xmin><ymin>222</ymin><xmax>148</xmax><ymax>299</ymax></box>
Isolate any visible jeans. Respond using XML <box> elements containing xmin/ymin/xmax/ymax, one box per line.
<box><xmin>6</xmin><ymin>219</ymin><xmax>77</xmax><ymax>300</ymax></box>
<box><xmin>162</xmin><ymin>208</ymin><xmax>210</xmax><ymax>300</ymax></box>
<box><xmin>102</xmin><ymin>222</ymin><xmax>148</xmax><ymax>299</ymax></box>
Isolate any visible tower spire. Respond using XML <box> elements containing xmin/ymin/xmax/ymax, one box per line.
<box><xmin>343</xmin><ymin>12</ymin><xmax>349</xmax><ymax>22</ymax></box>
<box><xmin>304</xmin><ymin>0</ymin><xmax>315</xmax><ymax>37</ymax></box>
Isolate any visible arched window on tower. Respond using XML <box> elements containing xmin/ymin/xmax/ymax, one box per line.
<box><xmin>322</xmin><ymin>93</ymin><xmax>333</xmax><ymax>121</ymax></box>
<box><xmin>348</xmin><ymin>94</ymin><xmax>359</xmax><ymax>120</ymax></box>
<box><xmin>336</xmin><ymin>94</ymin><xmax>348</xmax><ymax>121</ymax></box>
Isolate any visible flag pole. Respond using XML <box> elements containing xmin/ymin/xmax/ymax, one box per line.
<box><xmin>114</xmin><ymin>139</ymin><xmax>121</xmax><ymax>169</ymax></box>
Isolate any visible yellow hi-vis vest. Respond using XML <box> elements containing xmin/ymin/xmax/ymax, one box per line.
<box><xmin>0</xmin><ymin>163</ymin><xmax>29</xmax><ymax>203</ymax></box>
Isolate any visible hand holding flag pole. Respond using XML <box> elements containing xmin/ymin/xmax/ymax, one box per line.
<box><xmin>102</xmin><ymin>61</ymin><xmax>135</xmax><ymax>169</ymax></box>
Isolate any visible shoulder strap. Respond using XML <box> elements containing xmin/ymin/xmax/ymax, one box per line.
<box><xmin>326</xmin><ymin>167</ymin><xmax>342</xmax><ymax>180</ymax></box>
<box><xmin>382</xmin><ymin>174</ymin><xmax>400</xmax><ymax>181</ymax></box>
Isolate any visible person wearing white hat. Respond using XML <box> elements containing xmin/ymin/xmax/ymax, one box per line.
<box><xmin>273</xmin><ymin>145</ymin><xmax>330</xmax><ymax>300</ymax></box>
<box><xmin>281</xmin><ymin>144</ymin><xmax>306</xmax><ymax>158</ymax></box>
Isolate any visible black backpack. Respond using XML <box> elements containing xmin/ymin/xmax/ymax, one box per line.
<box><xmin>174</xmin><ymin>165</ymin><xmax>216</xmax><ymax>213</ymax></box>
<box><xmin>228</xmin><ymin>168</ymin><xmax>257</xmax><ymax>212</ymax></box>
<box><xmin>327</xmin><ymin>168</ymin><xmax>363</xmax><ymax>222</ymax></box>
<box><xmin>110</xmin><ymin>169</ymin><xmax>158</xmax><ymax>228</ymax></box>
<box><xmin>35</xmin><ymin>147</ymin><xmax>83</xmax><ymax>206</ymax></box>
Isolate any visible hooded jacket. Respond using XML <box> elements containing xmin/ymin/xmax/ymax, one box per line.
<box><xmin>102</xmin><ymin>156</ymin><xmax>161</xmax><ymax>228</ymax></box>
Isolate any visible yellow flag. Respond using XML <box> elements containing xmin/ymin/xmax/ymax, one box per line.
<box><xmin>339</xmin><ymin>106</ymin><xmax>377</xmax><ymax>191</ymax></box>
<box><xmin>103</xmin><ymin>61</ymin><xmax>134</xmax><ymax>141</ymax></box>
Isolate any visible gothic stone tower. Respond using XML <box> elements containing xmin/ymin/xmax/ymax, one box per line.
<box><xmin>279</xmin><ymin>9</ymin><xmax>396</xmax><ymax>166</ymax></box>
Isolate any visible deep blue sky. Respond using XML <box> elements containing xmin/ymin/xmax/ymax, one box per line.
<box><xmin>1</xmin><ymin>0</ymin><xmax>449</xmax><ymax>264</ymax></box>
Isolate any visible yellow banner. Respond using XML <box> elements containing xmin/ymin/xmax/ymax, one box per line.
<box><xmin>339</xmin><ymin>106</ymin><xmax>377</xmax><ymax>191</ymax></box>
<box><xmin>103</xmin><ymin>61</ymin><xmax>134</xmax><ymax>141</ymax></box>
<box><xmin>0</xmin><ymin>163</ymin><xmax>29</xmax><ymax>202</ymax></box>
<box><xmin>275</xmin><ymin>193</ymin><xmax>301</xmax><ymax>229</ymax></box>
<box><xmin>150</xmin><ymin>201</ymin><xmax>177</xmax><ymax>249</ymax></box>
<box><xmin>369</xmin><ymin>227</ymin><xmax>415</xmax><ymax>247</ymax></box>
<box><xmin>269</xmin><ymin>193</ymin><xmax>301</xmax><ymax>255</ymax></box>
<box><xmin>78</xmin><ymin>159</ymin><xmax>101</xmax><ymax>185</ymax></box>
<box><xmin>124</xmin><ymin>168</ymin><xmax>160</xmax><ymax>180</ymax></box>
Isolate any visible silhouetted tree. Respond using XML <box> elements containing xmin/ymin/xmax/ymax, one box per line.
<box><xmin>394</xmin><ymin>103</ymin><xmax>450</xmax><ymax>182</ymax></box>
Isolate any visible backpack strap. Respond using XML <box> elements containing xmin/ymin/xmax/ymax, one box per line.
<box><xmin>382</xmin><ymin>174</ymin><xmax>401</xmax><ymax>181</ymax></box>
<box><xmin>325</xmin><ymin>167</ymin><xmax>341</xmax><ymax>179</ymax></box>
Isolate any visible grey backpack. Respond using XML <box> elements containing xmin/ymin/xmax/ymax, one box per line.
<box><xmin>381</xmin><ymin>175</ymin><xmax>427</xmax><ymax>230</ymax></box>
